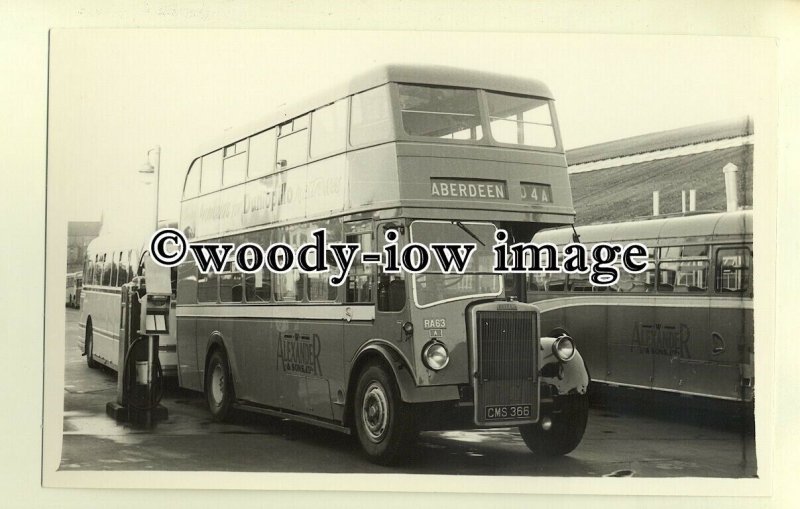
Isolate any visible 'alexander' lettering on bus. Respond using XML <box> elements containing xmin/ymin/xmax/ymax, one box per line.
<box><xmin>630</xmin><ymin>322</ymin><xmax>691</xmax><ymax>359</ymax></box>
<box><xmin>276</xmin><ymin>333</ymin><xmax>322</xmax><ymax>376</ymax></box>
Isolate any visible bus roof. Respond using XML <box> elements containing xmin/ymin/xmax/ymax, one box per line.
<box><xmin>85</xmin><ymin>231</ymin><xmax>153</xmax><ymax>258</ymax></box>
<box><xmin>533</xmin><ymin>210</ymin><xmax>752</xmax><ymax>246</ymax></box>
<box><xmin>191</xmin><ymin>64</ymin><xmax>555</xmax><ymax>161</ymax></box>
<box><xmin>348</xmin><ymin>64</ymin><xmax>554</xmax><ymax>100</ymax></box>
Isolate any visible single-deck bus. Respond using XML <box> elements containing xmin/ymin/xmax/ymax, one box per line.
<box><xmin>66</xmin><ymin>271</ymin><xmax>82</xmax><ymax>308</ymax></box>
<box><xmin>176</xmin><ymin>65</ymin><xmax>590</xmax><ymax>463</ymax></box>
<box><xmin>527</xmin><ymin>210</ymin><xmax>753</xmax><ymax>403</ymax></box>
<box><xmin>79</xmin><ymin>233</ymin><xmax>178</xmax><ymax>375</ymax></box>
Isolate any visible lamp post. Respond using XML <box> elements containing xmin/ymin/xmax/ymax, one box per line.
<box><xmin>138</xmin><ymin>145</ymin><xmax>161</xmax><ymax>229</ymax></box>
<box><xmin>136</xmin><ymin>145</ymin><xmax>162</xmax><ymax>428</ymax></box>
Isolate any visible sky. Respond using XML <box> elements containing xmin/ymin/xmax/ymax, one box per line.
<box><xmin>48</xmin><ymin>30</ymin><xmax>770</xmax><ymax>234</ymax></box>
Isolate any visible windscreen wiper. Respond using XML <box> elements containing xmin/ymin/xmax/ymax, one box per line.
<box><xmin>452</xmin><ymin>220</ymin><xmax>486</xmax><ymax>246</ymax></box>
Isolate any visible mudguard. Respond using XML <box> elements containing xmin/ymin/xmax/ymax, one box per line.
<box><xmin>539</xmin><ymin>336</ymin><xmax>590</xmax><ymax>396</ymax></box>
<box><xmin>351</xmin><ymin>342</ymin><xmax>460</xmax><ymax>403</ymax></box>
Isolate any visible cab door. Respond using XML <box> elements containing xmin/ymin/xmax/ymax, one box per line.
<box><xmin>373</xmin><ymin>220</ymin><xmax>413</xmax><ymax>365</ymax></box>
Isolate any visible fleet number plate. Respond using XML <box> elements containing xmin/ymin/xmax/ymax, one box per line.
<box><xmin>485</xmin><ymin>404</ymin><xmax>532</xmax><ymax>421</ymax></box>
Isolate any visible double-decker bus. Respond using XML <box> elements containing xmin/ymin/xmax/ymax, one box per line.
<box><xmin>527</xmin><ymin>210</ymin><xmax>753</xmax><ymax>403</ymax></box>
<box><xmin>176</xmin><ymin>65</ymin><xmax>590</xmax><ymax>463</ymax></box>
<box><xmin>66</xmin><ymin>271</ymin><xmax>82</xmax><ymax>308</ymax></box>
<box><xmin>79</xmin><ymin>233</ymin><xmax>178</xmax><ymax>375</ymax></box>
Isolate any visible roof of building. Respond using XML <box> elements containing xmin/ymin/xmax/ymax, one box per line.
<box><xmin>566</xmin><ymin>116</ymin><xmax>753</xmax><ymax>166</ymax></box>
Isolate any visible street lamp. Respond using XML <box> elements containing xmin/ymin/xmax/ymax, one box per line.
<box><xmin>138</xmin><ymin>145</ymin><xmax>161</xmax><ymax>229</ymax></box>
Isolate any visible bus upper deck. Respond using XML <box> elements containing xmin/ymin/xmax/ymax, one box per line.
<box><xmin>180</xmin><ymin>64</ymin><xmax>574</xmax><ymax>243</ymax></box>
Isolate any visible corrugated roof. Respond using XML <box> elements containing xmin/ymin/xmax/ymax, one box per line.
<box><xmin>566</xmin><ymin>116</ymin><xmax>753</xmax><ymax>166</ymax></box>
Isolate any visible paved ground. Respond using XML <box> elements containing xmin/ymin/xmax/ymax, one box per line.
<box><xmin>60</xmin><ymin>308</ymin><xmax>756</xmax><ymax>477</ymax></box>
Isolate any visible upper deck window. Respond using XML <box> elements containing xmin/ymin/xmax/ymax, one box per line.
<box><xmin>222</xmin><ymin>139</ymin><xmax>248</xmax><ymax>188</ymax></box>
<box><xmin>486</xmin><ymin>92</ymin><xmax>556</xmax><ymax>148</ymax></box>
<box><xmin>350</xmin><ymin>85</ymin><xmax>393</xmax><ymax>147</ymax></box>
<box><xmin>248</xmin><ymin>128</ymin><xmax>277</xmax><ymax>179</ymax></box>
<box><xmin>200</xmin><ymin>150</ymin><xmax>223</xmax><ymax>194</ymax></box>
<box><xmin>276</xmin><ymin>115</ymin><xmax>309</xmax><ymax>170</ymax></box>
<box><xmin>184</xmin><ymin>159</ymin><xmax>201</xmax><ymax>199</ymax></box>
<box><xmin>398</xmin><ymin>85</ymin><xmax>482</xmax><ymax>140</ymax></box>
<box><xmin>311</xmin><ymin>100</ymin><xmax>347</xmax><ymax>158</ymax></box>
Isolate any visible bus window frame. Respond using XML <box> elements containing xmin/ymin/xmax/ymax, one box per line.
<box><xmin>310</xmin><ymin>99</ymin><xmax>349</xmax><ymax>161</ymax></box>
<box><xmin>182</xmin><ymin>158</ymin><xmax>202</xmax><ymax>200</ymax></box>
<box><xmin>246</xmin><ymin>127</ymin><xmax>278</xmax><ymax>180</ymax></box>
<box><xmin>655</xmin><ymin>244</ymin><xmax>711</xmax><ymax>294</ymax></box>
<box><xmin>391</xmin><ymin>83</ymin><xmax>564</xmax><ymax>152</ymax></box>
<box><xmin>276</xmin><ymin>114</ymin><xmax>311</xmax><ymax>172</ymax></box>
<box><xmin>395</xmin><ymin>83</ymin><xmax>486</xmax><ymax>143</ymax></box>
<box><xmin>219</xmin><ymin>260</ymin><xmax>243</xmax><ymax>304</ymax></box>
<box><xmin>200</xmin><ymin>149</ymin><xmax>224</xmax><ymax>195</ymax></box>
<box><xmin>221</xmin><ymin>138</ymin><xmax>250</xmax><ymax>188</ymax></box>
<box><xmin>196</xmin><ymin>268</ymin><xmax>219</xmax><ymax>304</ymax></box>
<box><xmin>482</xmin><ymin>90</ymin><xmax>562</xmax><ymax>151</ymax></box>
<box><xmin>714</xmin><ymin>245</ymin><xmax>752</xmax><ymax>294</ymax></box>
<box><xmin>348</xmin><ymin>84</ymin><xmax>395</xmax><ymax>150</ymax></box>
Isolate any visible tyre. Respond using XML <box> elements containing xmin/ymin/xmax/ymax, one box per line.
<box><xmin>353</xmin><ymin>362</ymin><xmax>417</xmax><ymax>465</ymax></box>
<box><xmin>205</xmin><ymin>349</ymin><xmax>234</xmax><ymax>422</ymax></box>
<box><xmin>85</xmin><ymin>322</ymin><xmax>98</xmax><ymax>369</ymax></box>
<box><xmin>519</xmin><ymin>393</ymin><xmax>589</xmax><ymax>456</ymax></box>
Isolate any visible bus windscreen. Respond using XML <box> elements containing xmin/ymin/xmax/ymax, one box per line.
<box><xmin>398</xmin><ymin>85</ymin><xmax>483</xmax><ymax>140</ymax></box>
<box><xmin>410</xmin><ymin>221</ymin><xmax>501</xmax><ymax>307</ymax></box>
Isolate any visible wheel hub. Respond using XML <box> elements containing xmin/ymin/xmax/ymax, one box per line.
<box><xmin>361</xmin><ymin>382</ymin><xmax>389</xmax><ymax>443</ymax></box>
<box><xmin>210</xmin><ymin>365</ymin><xmax>225</xmax><ymax>407</ymax></box>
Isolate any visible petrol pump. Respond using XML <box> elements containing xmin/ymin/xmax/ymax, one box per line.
<box><xmin>106</xmin><ymin>255</ymin><xmax>170</xmax><ymax>426</ymax></box>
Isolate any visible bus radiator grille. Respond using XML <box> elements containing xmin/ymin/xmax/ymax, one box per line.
<box><xmin>475</xmin><ymin>311</ymin><xmax>539</xmax><ymax>424</ymax></box>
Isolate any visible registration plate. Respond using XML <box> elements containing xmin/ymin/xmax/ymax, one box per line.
<box><xmin>485</xmin><ymin>404</ymin><xmax>532</xmax><ymax>421</ymax></box>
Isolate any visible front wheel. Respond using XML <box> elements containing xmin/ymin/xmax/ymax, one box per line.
<box><xmin>353</xmin><ymin>363</ymin><xmax>417</xmax><ymax>465</ymax></box>
<box><xmin>205</xmin><ymin>349</ymin><xmax>234</xmax><ymax>422</ymax></box>
<box><xmin>519</xmin><ymin>393</ymin><xmax>589</xmax><ymax>456</ymax></box>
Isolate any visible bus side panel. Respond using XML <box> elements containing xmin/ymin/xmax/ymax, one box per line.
<box><xmin>221</xmin><ymin>314</ymin><xmax>342</xmax><ymax>421</ymax></box>
<box><xmin>194</xmin><ymin>317</ymin><xmax>218</xmax><ymax>390</ymax></box>
<box><xmin>346</xmin><ymin>145</ymin><xmax>400</xmax><ymax>210</ymax></box>
<box><xmin>176</xmin><ymin>315</ymin><xmax>201</xmax><ymax>391</ymax></box>
<box><xmin>532</xmin><ymin>295</ymin><xmax>608</xmax><ymax>387</ymax></box>
<box><xmin>564</xmin><ymin>301</ymin><xmax>606</xmax><ymax>385</ymax></box>
<box><xmin>606</xmin><ymin>297</ymin><xmax>656</xmax><ymax>390</ymax></box>
<box><xmin>176</xmin><ymin>262</ymin><xmax>202</xmax><ymax>390</ymax></box>
<box><xmin>703</xmin><ymin>303</ymin><xmax>753</xmax><ymax>400</ymax></box>
<box><xmin>88</xmin><ymin>290</ymin><xmax>122</xmax><ymax>368</ymax></box>
<box><xmin>652</xmin><ymin>296</ymin><xmax>710</xmax><ymax>397</ymax></box>
<box><xmin>226</xmin><ymin>317</ymin><xmax>278</xmax><ymax>407</ymax></box>
<box><xmin>275</xmin><ymin>317</ymin><xmax>341</xmax><ymax>420</ymax></box>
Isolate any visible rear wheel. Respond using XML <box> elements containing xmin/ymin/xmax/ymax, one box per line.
<box><xmin>85</xmin><ymin>323</ymin><xmax>98</xmax><ymax>369</ymax></box>
<box><xmin>519</xmin><ymin>393</ymin><xmax>588</xmax><ymax>456</ymax></box>
<box><xmin>353</xmin><ymin>363</ymin><xmax>417</xmax><ymax>465</ymax></box>
<box><xmin>205</xmin><ymin>349</ymin><xmax>234</xmax><ymax>422</ymax></box>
